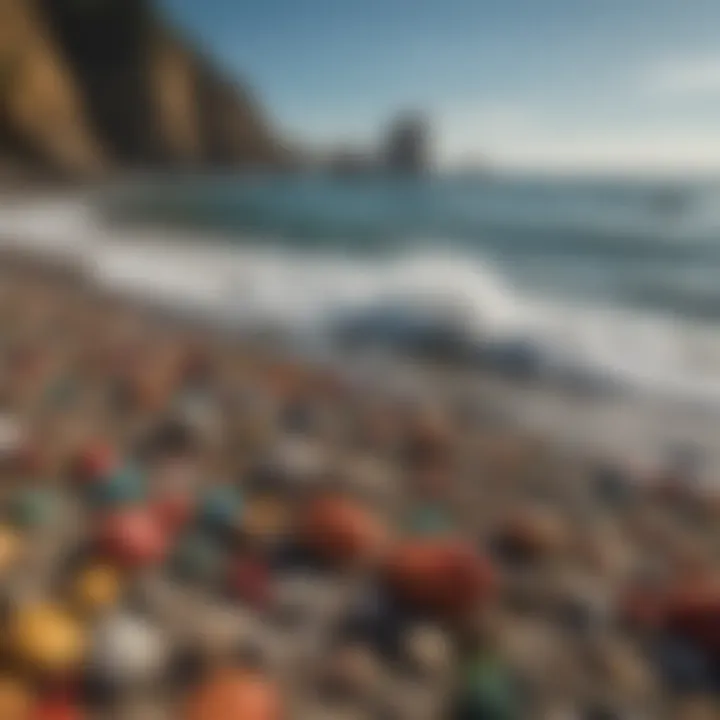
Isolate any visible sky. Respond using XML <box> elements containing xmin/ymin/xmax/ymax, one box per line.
<box><xmin>161</xmin><ymin>0</ymin><xmax>720</xmax><ymax>173</ymax></box>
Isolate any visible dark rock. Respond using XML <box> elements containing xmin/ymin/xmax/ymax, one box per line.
<box><xmin>0</xmin><ymin>0</ymin><xmax>285</xmax><ymax>177</ymax></box>
<box><xmin>652</xmin><ymin>634</ymin><xmax>715</xmax><ymax>694</ymax></box>
<box><xmin>592</xmin><ymin>463</ymin><xmax>636</xmax><ymax>508</ymax></box>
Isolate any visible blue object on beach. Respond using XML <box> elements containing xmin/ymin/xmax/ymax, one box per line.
<box><xmin>88</xmin><ymin>465</ymin><xmax>146</xmax><ymax>508</ymax></box>
<box><xmin>199</xmin><ymin>485</ymin><xmax>243</xmax><ymax>530</ymax></box>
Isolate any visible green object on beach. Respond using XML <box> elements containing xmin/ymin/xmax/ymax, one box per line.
<box><xmin>404</xmin><ymin>504</ymin><xmax>454</xmax><ymax>537</ymax></box>
<box><xmin>9</xmin><ymin>488</ymin><xmax>58</xmax><ymax>529</ymax></box>
<box><xmin>88</xmin><ymin>464</ymin><xmax>146</xmax><ymax>508</ymax></box>
<box><xmin>172</xmin><ymin>532</ymin><xmax>225</xmax><ymax>583</ymax></box>
<box><xmin>452</xmin><ymin>656</ymin><xmax>520</xmax><ymax>720</ymax></box>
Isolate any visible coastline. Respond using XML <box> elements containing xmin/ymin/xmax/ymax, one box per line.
<box><xmin>2</xmin><ymin>229</ymin><xmax>719</xmax><ymax>486</ymax></box>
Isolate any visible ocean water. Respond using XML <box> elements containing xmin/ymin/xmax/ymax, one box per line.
<box><xmin>3</xmin><ymin>172</ymin><xmax>720</xmax><ymax>409</ymax></box>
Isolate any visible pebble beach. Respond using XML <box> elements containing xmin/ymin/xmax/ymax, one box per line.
<box><xmin>0</xmin><ymin>244</ymin><xmax>716</xmax><ymax>720</ymax></box>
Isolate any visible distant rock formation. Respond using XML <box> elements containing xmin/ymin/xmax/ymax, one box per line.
<box><xmin>0</xmin><ymin>0</ymin><xmax>284</xmax><ymax>179</ymax></box>
<box><xmin>384</xmin><ymin>113</ymin><xmax>430</xmax><ymax>175</ymax></box>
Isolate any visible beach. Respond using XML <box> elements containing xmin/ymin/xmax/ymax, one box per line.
<box><xmin>0</xmin><ymin>227</ymin><xmax>716</xmax><ymax>720</ymax></box>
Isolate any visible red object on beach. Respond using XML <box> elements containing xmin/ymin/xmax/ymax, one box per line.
<box><xmin>664</xmin><ymin>580</ymin><xmax>720</xmax><ymax>655</ymax></box>
<box><xmin>97</xmin><ymin>508</ymin><xmax>169</xmax><ymax>568</ymax></box>
<box><xmin>152</xmin><ymin>493</ymin><xmax>195</xmax><ymax>533</ymax></box>
<box><xmin>384</xmin><ymin>539</ymin><xmax>496</xmax><ymax>617</ymax></box>
<box><xmin>185</xmin><ymin>669</ymin><xmax>282</xmax><ymax>720</ymax></box>
<box><xmin>32</xmin><ymin>698</ymin><xmax>84</xmax><ymax>720</ymax></box>
<box><xmin>619</xmin><ymin>586</ymin><xmax>667</xmax><ymax>631</ymax></box>
<box><xmin>300</xmin><ymin>495</ymin><xmax>387</xmax><ymax>567</ymax></box>
<box><xmin>73</xmin><ymin>442</ymin><xmax>117</xmax><ymax>482</ymax></box>
<box><xmin>229</xmin><ymin>557</ymin><xmax>273</xmax><ymax>609</ymax></box>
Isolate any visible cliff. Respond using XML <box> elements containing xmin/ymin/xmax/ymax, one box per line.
<box><xmin>0</xmin><ymin>0</ymin><xmax>283</xmax><ymax>178</ymax></box>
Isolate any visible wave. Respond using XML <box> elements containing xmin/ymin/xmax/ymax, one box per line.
<box><xmin>3</xmin><ymin>196</ymin><xmax>720</xmax><ymax>411</ymax></box>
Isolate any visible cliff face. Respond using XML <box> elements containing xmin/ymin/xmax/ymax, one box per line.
<box><xmin>0</xmin><ymin>0</ymin><xmax>281</xmax><ymax>178</ymax></box>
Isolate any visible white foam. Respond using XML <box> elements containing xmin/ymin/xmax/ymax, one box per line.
<box><xmin>3</xmin><ymin>197</ymin><xmax>720</xmax><ymax>411</ymax></box>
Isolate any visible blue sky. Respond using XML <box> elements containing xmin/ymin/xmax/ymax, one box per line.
<box><xmin>161</xmin><ymin>0</ymin><xmax>720</xmax><ymax>172</ymax></box>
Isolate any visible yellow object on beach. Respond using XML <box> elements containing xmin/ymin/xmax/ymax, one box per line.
<box><xmin>73</xmin><ymin>563</ymin><xmax>122</xmax><ymax>613</ymax></box>
<box><xmin>0</xmin><ymin>526</ymin><xmax>22</xmax><ymax>576</ymax></box>
<box><xmin>10</xmin><ymin>603</ymin><xmax>86</xmax><ymax>674</ymax></box>
<box><xmin>242</xmin><ymin>496</ymin><xmax>289</xmax><ymax>544</ymax></box>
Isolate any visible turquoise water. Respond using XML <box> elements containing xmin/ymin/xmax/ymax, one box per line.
<box><xmin>108</xmin><ymin>173</ymin><xmax>720</xmax><ymax>322</ymax></box>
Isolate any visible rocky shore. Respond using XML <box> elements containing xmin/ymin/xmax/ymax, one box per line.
<box><xmin>0</xmin><ymin>245</ymin><xmax>715</xmax><ymax>719</ymax></box>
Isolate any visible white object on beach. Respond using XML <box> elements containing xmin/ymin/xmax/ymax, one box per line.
<box><xmin>402</xmin><ymin>623</ymin><xmax>454</xmax><ymax>677</ymax></box>
<box><xmin>264</xmin><ymin>437</ymin><xmax>330</xmax><ymax>485</ymax></box>
<box><xmin>0</xmin><ymin>414</ymin><xmax>25</xmax><ymax>456</ymax></box>
<box><xmin>90</xmin><ymin>612</ymin><xmax>168</xmax><ymax>686</ymax></box>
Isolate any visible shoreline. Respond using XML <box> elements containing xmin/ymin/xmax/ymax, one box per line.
<box><xmin>2</xmin><ymin>232</ymin><xmax>719</xmax><ymax>485</ymax></box>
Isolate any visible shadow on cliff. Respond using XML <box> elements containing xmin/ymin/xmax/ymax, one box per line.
<box><xmin>39</xmin><ymin>0</ymin><xmax>161</xmax><ymax>165</ymax></box>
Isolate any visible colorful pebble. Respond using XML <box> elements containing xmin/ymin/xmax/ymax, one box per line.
<box><xmin>87</xmin><ymin>465</ymin><xmax>145</xmax><ymax>508</ymax></box>
<box><xmin>10</xmin><ymin>603</ymin><xmax>86</xmax><ymax>675</ymax></box>
<box><xmin>384</xmin><ymin>539</ymin><xmax>496</xmax><ymax>617</ymax></box>
<box><xmin>89</xmin><ymin>612</ymin><xmax>168</xmax><ymax>688</ymax></box>
<box><xmin>300</xmin><ymin>494</ymin><xmax>388</xmax><ymax>567</ymax></box>
<box><xmin>184</xmin><ymin>669</ymin><xmax>282</xmax><ymax>720</ymax></box>
<box><xmin>72</xmin><ymin>564</ymin><xmax>122</xmax><ymax>614</ymax></box>
<box><xmin>96</xmin><ymin>508</ymin><xmax>169</xmax><ymax>569</ymax></box>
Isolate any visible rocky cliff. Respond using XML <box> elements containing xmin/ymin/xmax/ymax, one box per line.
<box><xmin>0</xmin><ymin>0</ymin><xmax>282</xmax><ymax>178</ymax></box>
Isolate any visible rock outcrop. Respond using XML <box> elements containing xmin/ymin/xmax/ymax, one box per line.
<box><xmin>0</xmin><ymin>0</ymin><xmax>282</xmax><ymax>178</ymax></box>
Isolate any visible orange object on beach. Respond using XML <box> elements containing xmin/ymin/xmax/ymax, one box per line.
<box><xmin>300</xmin><ymin>494</ymin><xmax>388</xmax><ymax>567</ymax></box>
<box><xmin>384</xmin><ymin>539</ymin><xmax>496</xmax><ymax>617</ymax></box>
<box><xmin>185</xmin><ymin>669</ymin><xmax>282</xmax><ymax>720</ymax></box>
<box><xmin>0</xmin><ymin>675</ymin><xmax>33</xmax><ymax>720</ymax></box>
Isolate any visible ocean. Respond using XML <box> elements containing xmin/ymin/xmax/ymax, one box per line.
<box><xmin>3</xmin><ymin>172</ymin><xmax>720</xmax><ymax>409</ymax></box>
